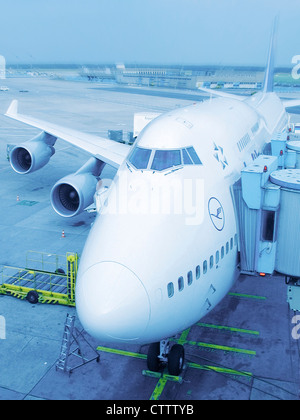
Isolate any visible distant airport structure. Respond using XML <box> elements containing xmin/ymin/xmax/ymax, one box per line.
<box><xmin>0</xmin><ymin>55</ymin><xmax>5</xmax><ymax>79</ymax></box>
<box><xmin>78</xmin><ymin>64</ymin><xmax>266</xmax><ymax>90</ymax></box>
<box><xmin>115</xmin><ymin>65</ymin><xmax>265</xmax><ymax>90</ymax></box>
<box><xmin>5</xmin><ymin>62</ymin><xmax>296</xmax><ymax>90</ymax></box>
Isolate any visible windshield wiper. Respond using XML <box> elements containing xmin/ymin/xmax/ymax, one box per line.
<box><xmin>164</xmin><ymin>166</ymin><xmax>183</xmax><ymax>176</ymax></box>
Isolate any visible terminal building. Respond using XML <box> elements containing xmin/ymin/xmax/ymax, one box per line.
<box><xmin>115</xmin><ymin>65</ymin><xmax>265</xmax><ymax>90</ymax></box>
<box><xmin>80</xmin><ymin>64</ymin><xmax>266</xmax><ymax>90</ymax></box>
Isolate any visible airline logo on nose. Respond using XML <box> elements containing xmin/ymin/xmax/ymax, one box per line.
<box><xmin>208</xmin><ymin>197</ymin><xmax>225</xmax><ymax>231</ymax></box>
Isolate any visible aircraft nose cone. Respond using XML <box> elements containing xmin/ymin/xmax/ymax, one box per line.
<box><xmin>76</xmin><ymin>262</ymin><xmax>150</xmax><ymax>342</ymax></box>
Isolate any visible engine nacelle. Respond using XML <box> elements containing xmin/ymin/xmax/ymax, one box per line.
<box><xmin>50</xmin><ymin>157</ymin><xmax>105</xmax><ymax>217</ymax></box>
<box><xmin>10</xmin><ymin>132</ymin><xmax>56</xmax><ymax>174</ymax></box>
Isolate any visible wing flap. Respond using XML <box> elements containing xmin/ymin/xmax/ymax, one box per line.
<box><xmin>5</xmin><ymin>100</ymin><xmax>131</xmax><ymax>169</ymax></box>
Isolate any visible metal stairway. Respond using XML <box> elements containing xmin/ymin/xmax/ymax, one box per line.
<box><xmin>56</xmin><ymin>314</ymin><xmax>100</xmax><ymax>374</ymax></box>
<box><xmin>56</xmin><ymin>314</ymin><xmax>75</xmax><ymax>372</ymax></box>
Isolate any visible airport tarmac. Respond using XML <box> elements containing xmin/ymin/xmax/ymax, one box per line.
<box><xmin>0</xmin><ymin>77</ymin><xmax>299</xmax><ymax>400</ymax></box>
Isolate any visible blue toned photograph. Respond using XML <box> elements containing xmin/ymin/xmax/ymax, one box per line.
<box><xmin>0</xmin><ymin>0</ymin><xmax>299</xmax><ymax>402</ymax></box>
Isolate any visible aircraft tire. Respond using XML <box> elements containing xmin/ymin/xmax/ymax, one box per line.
<box><xmin>168</xmin><ymin>344</ymin><xmax>184</xmax><ymax>376</ymax></box>
<box><xmin>147</xmin><ymin>342</ymin><xmax>161</xmax><ymax>372</ymax></box>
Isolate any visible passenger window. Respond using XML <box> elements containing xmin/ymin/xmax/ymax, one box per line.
<box><xmin>226</xmin><ymin>242</ymin><xmax>229</xmax><ymax>254</ymax></box>
<box><xmin>196</xmin><ymin>265</ymin><xmax>201</xmax><ymax>279</ymax></box>
<box><xmin>210</xmin><ymin>255</ymin><xmax>214</xmax><ymax>269</ymax></box>
<box><xmin>186</xmin><ymin>147</ymin><xmax>202</xmax><ymax>165</ymax></box>
<box><xmin>203</xmin><ymin>260</ymin><xmax>207</xmax><ymax>274</ymax></box>
<box><xmin>151</xmin><ymin>150</ymin><xmax>181</xmax><ymax>171</ymax></box>
<box><xmin>167</xmin><ymin>282</ymin><xmax>174</xmax><ymax>298</ymax></box>
<box><xmin>187</xmin><ymin>271</ymin><xmax>193</xmax><ymax>286</ymax></box>
<box><xmin>128</xmin><ymin>147</ymin><xmax>152</xmax><ymax>170</ymax></box>
<box><xmin>178</xmin><ymin>276</ymin><xmax>184</xmax><ymax>292</ymax></box>
<box><xmin>234</xmin><ymin>234</ymin><xmax>238</xmax><ymax>246</ymax></box>
<box><xmin>221</xmin><ymin>246</ymin><xmax>224</xmax><ymax>259</ymax></box>
<box><xmin>230</xmin><ymin>238</ymin><xmax>233</xmax><ymax>250</ymax></box>
<box><xmin>216</xmin><ymin>251</ymin><xmax>220</xmax><ymax>264</ymax></box>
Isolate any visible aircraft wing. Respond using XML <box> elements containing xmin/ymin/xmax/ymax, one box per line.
<box><xmin>5</xmin><ymin>100</ymin><xmax>131</xmax><ymax>169</ymax></box>
<box><xmin>197</xmin><ymin>87</ymin><xmax>247</xmax><ymax>101</ymax></box>
<box><xmin>282</xmin><ymin>99</ymin><xmax>300</xmax><ymax>110</ymax></box>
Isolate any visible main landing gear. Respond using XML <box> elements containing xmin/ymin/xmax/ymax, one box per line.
<box><xmin>147</xmin><ymin>339</ymin><xmax>185</xmax><ymax>376</ymax></box>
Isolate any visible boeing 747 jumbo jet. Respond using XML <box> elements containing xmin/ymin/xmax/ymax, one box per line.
<box><xmin>5</xmin><ymin>25</ymin><xmax>300</xmax><ymax>375</ymax></box>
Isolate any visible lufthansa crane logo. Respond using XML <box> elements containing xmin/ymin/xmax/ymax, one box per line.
<box><xmin>208</xmin><ymin>197</ymin><xmax>225</xmax><ymax>231</ymax></box>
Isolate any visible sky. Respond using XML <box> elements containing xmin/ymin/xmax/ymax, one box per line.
<box><xmin>1</xmin><ymin>0</ymin><xmax>300</xmax><ymax>67</ymax></box>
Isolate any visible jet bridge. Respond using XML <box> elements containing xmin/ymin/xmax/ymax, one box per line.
<box><xmin>233</xmin><ymin>126</ymin><xmax>300</xmax><ymax>310</ymax></box>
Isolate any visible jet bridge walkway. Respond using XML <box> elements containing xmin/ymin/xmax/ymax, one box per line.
<box><xmin>232</xmin><ymin>124</ymin><xmax>300</xmax><ymax>310</ymax></box>
<box><xmin>0</xmin><ymin>251</ymin><xmax>78</xmax><ymax>306</ymax></box>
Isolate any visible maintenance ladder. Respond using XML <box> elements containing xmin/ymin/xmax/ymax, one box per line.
<box><xmin>56</xmin><ymin>314</ymin><xmax>100</xmax><ymax>374</ymax></box>
<box><xmin>56</xmin><ymin>314</ymin><xmax>76</xmax><ymax>372</ymax></box>
<box><xmin>0</xmin><ymin>251</ymin><xmax>78</xmax><ymax>306</ymax></box>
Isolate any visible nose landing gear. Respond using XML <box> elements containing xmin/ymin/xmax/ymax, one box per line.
<box><xmin>147</xmin><ymin>339</ymin><xmax>185</xmax><ymax>376</ymax></box>
<box><xmin>168</xmin><ymin>344</ymin><xmax>185</xmax><ymax>376</ymax></box>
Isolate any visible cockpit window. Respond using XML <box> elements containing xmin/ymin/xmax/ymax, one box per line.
<box><xmin>128</xmin><ymin>147</ymin><xmax>152</xmax><ymax>169</ymax></box>
<box><xmin>151</xmin><ymin>150</ymin><xmax>181</xmax><ymax>171</ymax></box>
<box><xmin>182</xmin><ymin>148</ymin><xmax>193</xmax><ymax>165</ymax></box>
<box><xmin>186</xmin><ymin>146</ymin><xmax>202</xmax><ymax>165</ymax></box>
<box><xmin>127</xmin><ymin>145</ymin><xmax>202</xmax><ymax>172</ymax></box>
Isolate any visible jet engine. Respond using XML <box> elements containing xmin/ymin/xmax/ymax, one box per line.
<box><xmin>50</xmin><ymin>157</ymin><xmax>105</xmax><ymax>217</ymax></box>
<box><xmin>9</xmin><ymin>131</ymin><xmax>56</xmax><ymax>174</ymax></box>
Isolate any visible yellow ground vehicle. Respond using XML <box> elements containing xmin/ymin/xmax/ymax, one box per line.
<box><xmin>0</xmin><ymin>251</ymin><xmax>79</xmax><ymax>306</ymax></box>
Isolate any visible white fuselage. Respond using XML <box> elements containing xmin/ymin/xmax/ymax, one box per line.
<box><xmin>75</xmin><ymin>91</ymin><xmax>287</xmax><ymax>344</ymax></box>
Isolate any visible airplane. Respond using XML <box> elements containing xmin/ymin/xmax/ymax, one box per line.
<box><xmin>5</xmin><ymin>23</ymin><xmax>300</xmax><ymax>376</ymax></box>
